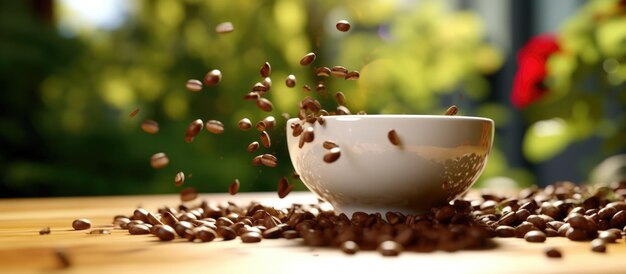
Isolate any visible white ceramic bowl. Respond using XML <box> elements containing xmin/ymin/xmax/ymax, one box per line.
<box><xmin>286</xmin><ymin>115</ymin><xmax>494</xmax><ymax>216</ymax></box>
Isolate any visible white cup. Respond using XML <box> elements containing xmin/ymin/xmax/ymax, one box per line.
<box><xmin>286</xmin><ymin>115</ymin><xmax>494</xmax><ymax>216</ymax></box>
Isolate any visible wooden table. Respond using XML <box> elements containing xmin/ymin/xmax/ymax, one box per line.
<box><xmin>1</xmin><ymin>192</ymin><xmax>625</xmax><ymax>274</ymax></box>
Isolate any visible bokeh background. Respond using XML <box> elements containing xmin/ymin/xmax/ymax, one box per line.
<box><xmin>1</xmin><ymin>0</ymin><xmax>625</xmax><ymax>197</ymax></box>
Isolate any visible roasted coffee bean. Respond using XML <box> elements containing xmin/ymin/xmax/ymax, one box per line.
<box><xmin>377</xmin><ymin>240</ymin><xmax>402</xmax><ymax>256</ymax></box>
<box><xmin>215</xmin><ymin>22</ymin><xmax>234</xmax><ymax>33</ymax></box>
<box><xmin>241</xmin><ymin>231</ymin><xmax>262</xmax><ymax>243</ymax></box>
<box><xmin>88</xmin><ymin>229</ymin><xmax>110</xmax><ymax>235</ymax></box>
<box><xmin>545</xmin><ymin>247</ymin><xmax>562</xmax><ymax>258</ymax></box>
<box><xmin>195</xmin><ymin>226</ymin><xmax>217</xmax><ymax>242</ymax></box>
<box><xmin>252</xmin><ymin>82</ymin><xmax>268</xmax><ymax>92</ymax></box>
<box><xmin>316</xmin><ymin>83</ymin><xmax>325</xmax><ymax>93</ymax></box>
<box><xmin>229</xmin><ymin>179</ymin><xmax>240</xmax><ymax>195</ymax></box>
<box><xmin>498</xmin><ymin>212</ymin><xmax>517</xmax><ymax>226</ymax></box>
<box><xmin>252</xmin><ymin>155</ymin><xmax>263</xmax><ymax>166</ymax></box>
<box><xmin>330</xmin><ymin>66</ymin><xmax>348</xmax><ymax>78</ymax></box>
<box><xmin>217</xmin><ymin>226</ymin><xmax>237</xmax><ymax>240</ymax></box>
<box><xmin>317</xmin><ymin>116</ymin><xmax>325</xmax><ymax>126</ymax></box>
<box><xmin>291</xmin><ymin>123</ymin><xmax>303</xmax><ymax>137</ymax></box>
<box><xmin>129</xmin><ymin>108</ymin><xmax>140</xmax><ymax>118</ymax></box>
<box><xmin>247</xmin><ymin>141</ymin><xmax>259</xmax><ymax>153</ymax></box>
<box><xmin>598</xmin><ymin>207</ymin><xmax>617</xmax><ymax>220</ymax></box>
<box><xmin>205</xmin><ymin>120</ymin><xmax>224</xmax><ymax>134</ymax></box>
<box><xmin>514</xmin><ymin>222</ymin><xmax>537</xmax><ymax>238</ymax></box>
<box><xmin>610</xmin><ymin>210</ymin><xmax>626</xmax><ymax>229</ymax></box>
<box><xmin>345</xmin><ymin>71</ymin><xmax>360</xmax><ymax>80</ymax></box>
<box><xmin>260</xmin><ymin>62</ymin><xmax>271</xmax><ymax>77</ymax></box>
<box><xmin>282</xmin><ymin>230</ymin><xmax>299</xmax><ymax>239</ymax></box>
<box><xmin>146</xmin><ymin>212</ymin><xmax>163</xmax><ymax>226</ymax></box>
<box><xmin>203</xmin><ymin>69</ymin><xmax>222</xmax><ymax>86</ymax></box>
<box><xmin>568</xmin><ymin>214</ymin><xmax>590</xmax><ymax>230</ymax></box>
<box><xmin>129</xmin><ymin>224</ymin><xmax>151</xmax><ymax>235</ymax></box>
<box><xmin>278</xmin><ymin>177</ymin><xmax>293</xmax><ymax>199</ymax></box>
<box><xmin>335</xmin><ymin>92</ymin><xmax>346</xmax><ymax>106</ymax></box>
<box><xmin>323</xmin><ymin>147</ymin><xmax>341</xmax><ymax>163</ymax></box>
<box><xmin>336</xmin><ymin>105</ymin><xmax>351</xmax><ymax>115</ymax></box>
<box><xmin>323</xmin><ymin>140</ymin><xmax>338</xmax><ymax>149</ymax></box>
<box><xmin>302</xmin><ymin>85</ymin><xmax>311</xmax><ymax>92</ymax></box>
<box><xmin>285</xmin><ymin>74</ymin><xmax>296</xmax><ymax>88</ymax></box>
<box><xmin>238</xmin><ymin>118</ymin><xmax>252</xmax><ymax>131</ymax></box>
<box><xmin>316</xmin><ymin>67</ymin><xmax>331</xmax><ymax>77</ymax></box>
<box><xmin>566</xmin><ymin>227</ymin><xmax>588</xmax><ymax>241</ymax></box>
<box><xmin>260</xmin><ymin>154</ymin><xmax>277</xmax><ymax>167</ymax></box>
<box><xmin>540</xmin><ymin>203</ymin><xmax>560</xmax><ymax>219</ymax></box>
<box><xmin>72</xmin><ymin>219</ymin><xmax>91</xmax><ymax>230</ymax></box>
<box><xmin>185</xmin><ymin>119</ymin><xmax>204</xmax><ymax>143</ymax></box>
<box><xmin>174</xmin><ymin>171</ymin><xmax>185</xmax><ymax>187</ymax></box>
<box><xmin>261</xmin><ymin>116</ymin><xmax>276</xmax><ymax>130</ymax></box>
<box><xmin>545</xmin><ymin>228</ymin><xmax>559</xmax><ymax>237</ymax></box>
<box><xmin>445</xmin><ymin>105</ymin><xmax>458</xmax><ymax>116</ymax></box>
<box><xmin>155</xmin><ymin>225</ymin><xmax>176</xmax><ymax>241</ymax></box>
<box><xmin>302</xmin><ymin>127</ymin><xmax>315</xmax><ymax>143</ymax></box>
<box><xmin>435</xmin><ymin>205</ymin><xmax>455</xmax><ymax>223</ymax></box>
<box><xmin>262</xmin><ymin>77</ymin><xmax>272</xmax><ymax>90</ymax></box>
<box><xmin>132</xmin><ymin>209</ymin><xmax>149</xmax><ymax>222</ymax></box>
<box><xmin>256</xmin><ymin>98</ymin><xmax>273</xmax><ymax>112</ymax></box>
<box><xmin>598</xmin><ymin>231</ymin><xmax>617</xmax><ymax>243</ymax></box>
<box><xmin>260</xmin><ymin>131</ymin><xmax>271</xmax><ymax>148</ymax></box>
<box><xmin>526</xmin><ymin>215</ymin><xmax>547</xmax><ymax>230</ymax></box>
<box><xmin>150</xmin><ymin>152</ymin><xmax>169</xmax><ymax>169</ymax></box>
<box><xmin>495</xmin><ymin>226</ymin><xmax>515</xmax><ymax>237</ymax></box>
<box><xmin>524</xmin><ymin>231</ymin><xmax>546</xmax><ymax>243</ymax></box>
<box><xmin>591</xmin><ymin>239</ymin><xmax>606</xmax><ymax>253</ymax></box>
<box><xmin>174</xmin><ymin>221</ymin><xmax>193</xmax><ymax>237</ymax></box>
<box><xmin>180</xmin><ymin>187</ymin><xmax>198</xmax><ymax>202</ymax></box>
<box><xmin>185</xmin><ymin>79</ymin><xmax>203</xmax><ymax>92</ymax></box>
<box><xmin>388</xmin><ymin>129</ymin><xmax>401</xmax><ymax>146</ymax></box>
<box><xmin>141</xmin><ymin>120</ymin><xmax>159</xmax><ymax>134</ymax></box>
<box><xmin>336</xmin><ymin>20</ymin><xmax>351</xmax><ymax>32</ymax></box>
<box><xmin>299</xmin><ymin>52</ymin><xmax>316</xmax><ymax>66</ymax></box>
<box><xmin>39</xmin><ymin>227</ymin><xmax>51</xmax><ymax>235</ymax></box>
<box><xmin>341</xmin><ymin>241</ymin><xmax>359</xmax><ymax>254</ymax></box>
<box><xmin>243</xmin><ymin>92</ymin><xmax>260</xmax><ymax>101</ymax></box>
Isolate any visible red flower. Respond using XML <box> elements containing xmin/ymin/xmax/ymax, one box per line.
<box><xmin>511</xmin><ymin>34</ymin><xmax>560</xmax><ymax>108</ymax></box>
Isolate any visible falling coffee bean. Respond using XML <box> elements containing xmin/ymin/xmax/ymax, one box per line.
<box><xmin>323</xmin><ymin>147</ymin><xmax>341</xmax><ymax>163</ymax></box>
<box><xmin>180</xmin><ymin>187</ymin><xmax>198</xmax><ymax>202</ymax></box>
<box><xmin>260</xmin><ymin>62</ymin><xmax>271</xmax><ymax>78</ymax></box>
<box><xmin>260</xmin><ymin>131</ymin><xmax>271</xmax><ymax>148</ymax></box>
<box><xmin>285</xmin><ymin>75</ymin><xmax>296</xmax><ymax>88</ymax></box>
<box><xmin>141</xmin><ymin>120</ymin><xmax>159</xmax><ymax>134</ymax></box>
<box><xmin>335</xmin><ymin>92</ymin><xmax>346</xmax><ymax>106</ymax></box>
<box><xmin>323</xmin><ymin>140</ymin><xmax>338</xmax><ymax>149</ymax></box>
<box><xmin>330</xmin><ymin>66</ymin><xmax>348</xmax><ymax>78</ymax></box>
<box><xmin>128</xmin><ymin>107</ymin><xmax>140</xmax><ymax>118</ymax></box>
<box><xmin>238</xmin><ymin>118</ymin><xmax>252</xmax><ymax>131</ymax></box>
<box><xmin>247</xmin><ymin>141</ymin><xmax>260</xmax><ymax>153</ymax></box>
<box><xmin>72</xmin><ymin>219</ymin><xmax>91</xmax><ymax>230</ymax></box>
<box><xmin>150</xmin><ymin>152</ymin><xmax>169</xmax><ymax>169</ymax></box>
<box><xmin>185</xmin><ymin>119</ymin><xmax>204</xmax><ymax>142</ymax></box>
<box><xmin>388</xmin><ymin>129</ymin><xmax>401</xmax><ymax>146</ymax></box>
<box><xmin>260</xmin><ymin>154</ymin><xmax>278</xmax><ymax>167</ymax></box>
<box><xmin>203</xmin><ymin>69</ymin><xmax>222</xmax><ymax>86</ymax></box>
<box><xmin>345</xmin><ymin>71</ymin><xmax>360</xmax><ymax>80</ymax></box>
<box><xmin>336</xmin><ymin>20</ymin><xmax>351</xmax><ymax>32</ymax></box>
<box><xmin>302</xmin><ymin>127</ymin><xmax>315</xmax><ymax>143</ymax></box>
<box><xmin>256</xmin><ymin>98</ymin><xmax>274</xmax><ymax>112</ymax></box>
<box><xmin>229</xmin><ymin>179</ymin><xmax>240</xmax><ymax>195</ymax></box>
<box><xmin>39</xmin><ymin>227</ymin><xmax>51</xmax><ymax>235</ymax></box>
<box><xmin>185</xmin><ymin>79</ymin><xmax>203</xmax><ymax>92</ymax></box>
<box><xmin>278</xmin><ymin>177</ymin><xmax>293</xmax><ymax>199</ymax></box>
<box><xmin>205</xmin><ymin>120</ymin><xmax>224</xmax><ymax>134</ymax></box>
<box><xmin>299</xmin><ymin>52</ymin><xmax>316</xmax><ymax>66</ymax></box>
<box><xmin>302</xmin><ymin>85</ymin><xmax>311</xmax><ymax>92</ymax></box>
<box><xmin>215</xmin><ymin>22</ymin><xmax>234</xmax><ymax>33</ymax></box>
<box><xmin>316</xmin><ymin>67</ymin><xmax>331</xmax><ymax>77</ymax></box>
<box><xmin>445</xmin><ymin>105</ymin><xmax>458</xmax><ymax>116</ymax></box>
<box><xmin>174</xmin><ymin>172</ymin><xmax>185</xmax><ymax>187</ymax></box>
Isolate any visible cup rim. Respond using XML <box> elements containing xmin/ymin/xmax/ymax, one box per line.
<box><xmin>288</xmin><ymin>114</ymin><xmax>494</xmax><ymax>124</ymax></box>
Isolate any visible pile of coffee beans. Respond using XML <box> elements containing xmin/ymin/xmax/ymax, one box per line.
<box><xmin>99</xmin><ymin>180</ymin><xmax>626</xmax><ymax>257</ymax></box>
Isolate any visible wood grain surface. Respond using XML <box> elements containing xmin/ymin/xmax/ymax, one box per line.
<box><xmin>1</xmin><ymin>192</ymin><xmax>625</xmax><ymax>274</ymax></box>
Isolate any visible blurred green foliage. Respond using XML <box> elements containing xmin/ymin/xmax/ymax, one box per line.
<box><xmin>1</xmin><ymin>0</ymin><xmax>506</xmax><ymax>197</ymax></box>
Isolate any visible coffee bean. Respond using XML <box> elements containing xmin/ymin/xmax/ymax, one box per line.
<box><xmin>316</xmin><ymin>83</ymin><xmax>325</xmax><ymax>93</ymax></box>
<box><xmin>262</xmin><ymin>77</ymin><xmax>272</xmax><ymax>90</ymax></box>
<box><xmin>141</xmin><ymin>120</ymin><xmax>159</xmax><ymax>134</ymax></box>
<box><xmin>252</xmin><ymin>155</ymin><xmax>263</xmax><ymax>166</ymax></box>
<box><xmin>445</xmin><ymin>105</ymin><xmax>458</xmax><ymax>116</ymax></box>
<box><xmin>336</xmin><ymin>20</ymin><xmax>351</xmax><ymax>32</ymax></box>
<box><xmin>514</xmin><ymin>222</ymin><xmax>537</xmax><ymax>238</ymax></box>
<box><xmin>203</xmin><ymin>69</ymin><xmax>222</xmax><ymax>86</ymax></box>
<box><xmin>185</xmin><ymin>79</ymin><xmax>203</xmax><ymax>92</ymax></box>
<box><xmin>205</xmin><ymin>120</ymin><xmax>224</xmax><ymax>134</ymax></box>
<box><xmin>150</xmin><ymin>152</ymin><xmax>169</xmax><ymax>169</ymax></box>
<box><xmin>129</xmin><ymin>224</ymin><xmax>150</xmax><ymax>235</ymax></box>
<box><xmin>55</xmin><ymin>247</ymin><xmax>71</xmax><ymax>268</ymax></box>
<box><xmin>155</xmin><ymin>225</ymin><xmax>176</xmax><ymax>241</ymax></box>
<box><xmin>252</xmin><ymin>82</ymin><xmax>268</xmax><ymax>92</ymax></box>
<box><xmin>262</xmin><ymin>116</ymin><xmax>276</xmax><ymax>130</ymax></box>
<box><xmin>229</xmin><ymin>179</ymin><xmax>240</xmax><ymax>195</ymax></box>
<box><xmin>435</xmin><ymin>205</ymin><xmax>455</xmax><ymax>223</ymax></box>
<box><xmin>146</xmin><ymin>212</ymin><xmax>163</xmax><ymax>226</ymax></box>
<box><xmin>247</xmin><ymin>141</ymin><xmax>259</xmax><ymax>153</ymax></box>
<box><xmin>545</xmin><ymin>247</ymin><xmax>562</xmax><ymax>258</ymax></box>
<box><xmin>39</xmin><ymin>227</ymin><xmax>51</xmax><ymax>235</ymax></box>
<box><xmin>171</xmin><ymin>171</ymin><xmax>185</xmax><ymax>187</ymax></box>
<box><xmin>241</xmin><ymin>231</ymin><xmax>262</xmax><ymax>243</ymax></box>
<box><xmin>566</xmin><ymin>227</ymin><xmax>589</xmax><ymax>241</ymax></box>
<box><xmin>291</xmin><ymin>123</ymin><xmax>303</xmax><ymax>137</ymax></box>
<box><xmin>217</xmin><ymin>226</ymin><xmax>237</xmax><ymax>240</ymax></box>
<box><xmin>260</xmin><ymin>62</ymin><xmax>271</xmax><ymax>78</ymax></box>
<box><xmin>256</xmin><ymin>98</ymin><xmax>273</xmax><ymax>112</ymax></box>
<box><xmin>524</xmin><ymin>230</ymin><xmax>546</xmax><ymax>243</ymax></box>
<box><xmin>388</xmin><ymin>129</ymin><xmax>401</xmax><ymax>146</ymax></box>
<box><xmin>88</xmin><ymin>229</ymin><xmax>110</xmax><ymax>235</ymax></box>
<box><xmin>610</xmin><ymin>210</ymin><xmax>626</xmax><ymax>229</ymax></box>
<box><xmin>260</xmin><ymin>131</ymin><xmax>271</xmax><ymax>148</ymax></box>
<box><xmin>515</xmin><ymin>209</ymin><xmax>531</xmax><ymax>222</ymax></box>
<box><xmin>215</xmin><ymin>22</ymin><xmax>234</xmax><ymax>33</ymax></box>
<box><xmin>377</xmin><ymin>240</ymin><xmax>402</xmax><ymax>256</ymax></box>
<box><xmin>129</xmin><ymin>107</ymin><xmax>140</xmax><ymax>118</ymax></box>
<box><xmin>345</xmin><ymin>71</ymin><xmax>360</xmax><ymax>80</ymax></box>
<box><xmin>341</xmin><ymin>241</ymin><xmax>359</xmax><ymax>254</ymax></box>
<box><xmin>278</xmin><ymin>177</ymin><xmax>292</xmax><ymax>199</ymax></box>
<box><xmin>237</xmin><ymin>118</ymin><xmax>252</xmax><ymax>131</ymax></box>
<box><xmin>302</xmin><ymin>127</ymin><xmax>315</xmax><ymax>143</ymax></box>
<box><xmin>184</xmin><ymin>119</ymin><xmax>204</xmax><ymax>143</ymax></box>
<box><xmin>260</xmin><ymin>154</ymin><xmax>278</xmax><ymax>167</ymax></box>
<box><xmin>299</xmin><ymin>52</ymin><xmax>316</xmax><ymax>66</ymax></box>
<box><xmin>591</xmin><ymin>239</ymin><xmax>606</xmax><ymax>253</ymax></box>
<box><xmin>316</xmin><ymin>67</ymin><xmax>331</xmax><ymax>77</ymax></box>
<box><xmin>243</xmin><ymin>92</ymin><xmax>260</xmax><ymax>101</ymax></box>
<box><xmin>330</xmin><ymin>66</ymin><xmax>348</xmax><ymax>78</ymax></box>
<box><xmin>180</xmin><ymin>187</ymin><xmax>198</xmax><ymax>202</ymax></box>
<box><xmin>598</xmin><ymin>207</ymin><xmax>617</xmax><ymax>220</ymax></box>
<box><xmin>72</xmin><ymin>219</ymin><xmax>91</xmax><ymax>230</ymax></box>
<box><xmin>174</xmin><ymin>221</ymin><xmax>194</xmax><ymax>237</ymax></box>
<box><xmin>335</xmin><ymin>92</ymin><xmax>346</xmax><ymax>106</ymax></box>
<box><xmin>195</xmin><ymin>226</ymin><xmax>217</xmax><ymax>242</ymax></box>
<box><xmin>526</xmin><ymin>215</ymin><xmax>547</xmax><ymax>230</ymax></box>
<box><xmin>323</xmin><ymin>140</ymin><xmax>338</xmax><ymax>149</ymax></box>
<box><xmin>285</xmin><ymin>74</ymin><xmax>296</xmax><ymax>88</ymax></box>
<box><xmin>323</xmin><ymin>147</ymin><xmax>341</xmax><ymax>163</ymax></box>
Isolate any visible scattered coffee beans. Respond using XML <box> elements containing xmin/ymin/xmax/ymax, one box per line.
<box><xmin>39</xmin><ymin>227</ymin><xmax>50</xmax><ymax>235</ymax></box>
<box><xmin>205</xmin><ymin>120</ymin><xmax>224</xmax><ymax>134</ymax></box>
<box><xmin>150</xmin><ymin>152</ymin><xmax>169</xmax><ymax>169</ymax></box>
<box><xmin>203</xmin><ymin>69</ymin><xmax>222</xmax><ymax>86</ymax></box>
<box><xmin>180</xmin><ymin>187</ymin><xmax>198</xmax><ymax>202</ymax></box>
<box><xmin>285</xmin><ymin>75</ymin><xmax>296</xmax><ymax>88</ymax></box>
<box><xmin>299</xmin><ymin>52</ymin><xmax>316</xmax><ymax>66</ymax></box>
<box><xmin>229</xmin><ymin>179</ymin><xmax>240</xmax><ymax>195</ymax></box>
<box><xmin>445</xmin><ymin>105</ymin><xmax>458</xmax><ymax>116</ymax></box>
<box><xmin>388</xmin><ymin>129</ymin><xmax>401</xmax><ymax>146</ymax></box>
<box><xmin>336</xmin><ymin>20</ymin><xmax>351</xmax><ymax>32</ymax></box>
<box><xmin>260</xmin><ymin>62</ymin><xmax>271</xmax><ymax>78</ymax></box>
<box><xmin>141</xmin><ymin>120</ymin><xmax>159</xmax><ymax>134</ymax></box>
<box><xmin>174</xmin><ymin>172</ymin><xmax>185</xmax><ymax>187</ymax></box>
<box><xmin>215</xmin><ymin>22</ymin><xmax>234</xmax><ymax>33</ymax></box>
<box><xmin>72</xmin><ymin>219</ymin><xmax>91</xmax><ymax>230</ymax></box>
<box><xmin>185</xmin><ymin>79</ymin><xmax>203</xmax><ymax>92</ymax></box>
